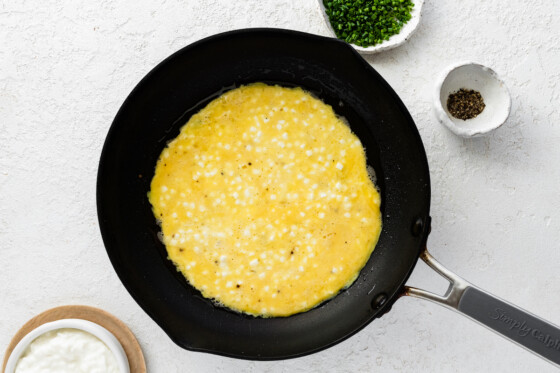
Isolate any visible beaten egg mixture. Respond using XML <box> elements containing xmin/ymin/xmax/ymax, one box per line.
<box><xmin>149</xmin><ymin>83</ymin><xmax>381</xmax><ymax>317</ymax></box>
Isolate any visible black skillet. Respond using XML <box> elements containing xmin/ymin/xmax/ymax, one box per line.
<box><xmin>97</xmin><ymin>29</ymin><xmax>560</xmax><ymax>365</ymax></box>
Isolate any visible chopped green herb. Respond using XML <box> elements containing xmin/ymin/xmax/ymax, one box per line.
<box><xmin>323</xmin><ymin>0</ymin><xmax>414</xmax><ymax>47</ymax></box>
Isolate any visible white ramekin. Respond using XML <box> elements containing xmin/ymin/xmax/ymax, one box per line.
<box><xmin>433</xmin><ymin>61</ymin><xmax>511</xmax><ymax>138</ymax></box>
<box><xmin>4</xmin><ymin>318</ymin><xmax>130</xmax><ymax>373</ymax></box>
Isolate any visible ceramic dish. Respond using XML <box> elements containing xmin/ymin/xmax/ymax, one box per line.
<box><xmin>2</xmin><ymin>305</ymin><xmax>145</xmax><ymax>373</ymax></box>
<box><xmin>4</xmin><ymin>319</ymin><xmax>130</xmax><ymax>373</ymax></box>
<box><xmin>434</xmin><ymin>61</ymin><xmax>511</xmax><ymax>138</ymax></box>
<box><xmin>317</xmin><ymin>0</ymin><xmax>424</xmax><ymax>54</ymax></box>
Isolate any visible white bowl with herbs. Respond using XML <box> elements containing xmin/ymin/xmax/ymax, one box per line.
<box><xmin>434</xmin><ymin>61</ymin><xmax>512</xmax><ymax>138</ymax></box>
<box><xmin>318</xmin><ymin>0</ymin><xmax>424</xmax><ymax>54</ymax></box>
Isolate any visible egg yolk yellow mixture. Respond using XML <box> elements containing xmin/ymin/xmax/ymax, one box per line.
<box><xmin>149</xmin><ymin>83</ymin><xmax>381</xmax><ymax>317</ymax></box>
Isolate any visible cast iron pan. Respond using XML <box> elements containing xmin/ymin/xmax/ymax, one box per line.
<box><xmin>97</xmin><ymin>29</ymin><xmax>560</xmax><ymax>365</ymax></box>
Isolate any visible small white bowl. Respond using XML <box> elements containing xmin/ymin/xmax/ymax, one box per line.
<box><xmin>5</xmin><ymin>319</ymin><xmax>130</xmax><ymax>373</ymax></box>
<box><xmin>434</xmin><ymin>61</ymin><xmax>511</xmax><ymax>138</ymax></box>
<box><xmin>317</xmin><ymin>0</ymin><xmax>424</xmax><ymax>54</ymax></box>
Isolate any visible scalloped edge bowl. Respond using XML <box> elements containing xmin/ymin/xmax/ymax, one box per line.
<box><xmin>434</xmin><ymin>61</ymin><xmax>511</xmax><ymax>138</ymax></box>
<box><xmin>317</xmin><ymin>0</ymin><xmax>424</xmax><ymax>54</ymax></box>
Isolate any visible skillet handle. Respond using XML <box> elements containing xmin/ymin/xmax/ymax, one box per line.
<box><xmin>405</xmin><ymin>249</ymin><xmax>560</xmax><ymax>367</ymax></box>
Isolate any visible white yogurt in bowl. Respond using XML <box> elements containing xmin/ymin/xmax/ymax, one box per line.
<box><xmin>5</xmin><ymin>319</ymin><xmax>130</xmax><ymax>373</ymax></box>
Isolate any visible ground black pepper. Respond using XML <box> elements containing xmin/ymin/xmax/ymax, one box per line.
<box><xmin>447</xmin><ymin>88</ymin><xmax>485</xmax><ymax>120</ymax></box>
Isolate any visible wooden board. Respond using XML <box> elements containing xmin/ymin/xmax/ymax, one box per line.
<box><xmin>2</xmin><ymin>305</ymin><xmax>146</xmax><ymax>373</ymax></box>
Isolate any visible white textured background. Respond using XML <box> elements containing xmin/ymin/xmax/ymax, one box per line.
<box><xmin>1</xmin><ymin>0</ymin><xmax>560</xmax><ymax>371</ymax></box>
